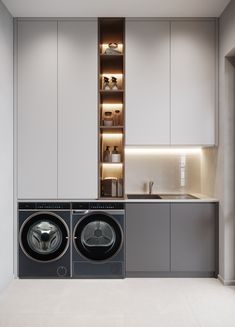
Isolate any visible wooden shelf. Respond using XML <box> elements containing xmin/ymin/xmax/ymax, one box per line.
<box><xmin>101</xmin><ymin>162</ymin><xmax>123</xmax><ymax>165</ymax></box>
<box><xmin>100</xmin><ymin>126</ymin><xmax>124</xmax><ymax>132</ymax></box>
<box><xmin>100</xmin><ymin>90</ymin><xmax>123</xmax><ymax>93</ymax></box>
<box><xmin>100</xmin><ymin>125</ymin><xmax>124</xmax><ymax>128</ymax></box>
<box><xmin>100</xmin><ymin>54</ymin><xmax>123</xmax><ymax>57</ymax></box>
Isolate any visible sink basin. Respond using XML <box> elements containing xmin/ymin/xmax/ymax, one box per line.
<box><xmin>127</xmin><ymin>194</ymin><xmax>162</xmax><ymax>199</ymax></box>
<box><xmin>127</xmin><ymin>193</ymin><xmax>199</xmax><ymax>200</ymax></box>
<box><xmin>159</xmin><ymin>194</ymin><xmax>199</xmax><ymax>200</ymax></box>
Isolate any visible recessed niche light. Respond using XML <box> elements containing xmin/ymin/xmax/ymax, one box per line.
<box><xmin>101</xmin><ymin>74</ymin><xmax>123</xmax><ymax>77</ymax></box>
<box><xmin>102</xmin><ymin>104</ymin><xmax>123</xmax><ymax>109</ymax></box>
<box><xmin>102</xmin><ymin>163</ymin><xmax>123</xmax><ymax>167</ymax></box>
<box><xmin>102</xmin><ymin>133</ymin><xmax>123</xmax><ymax>138</ymax></box>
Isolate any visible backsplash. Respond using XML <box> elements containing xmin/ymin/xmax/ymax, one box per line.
<box><xmin>125</xmin><ymin>153</ymin><xmax>201</xmax><ymax>194</ymax></box>
<box><xmin>201</xmin><ymin>147</ymin><xmax>218</xmax><ymax>197</ymax></box>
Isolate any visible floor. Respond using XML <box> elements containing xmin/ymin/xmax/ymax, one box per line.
<box><xmin>0</xmin><ymin>278</ymin><xmax>235</xmax><ymax>327</ymax></box>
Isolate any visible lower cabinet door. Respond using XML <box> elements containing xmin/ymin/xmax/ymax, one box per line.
<box><xmin>126</xmin><ymin>203</ymin><xmax>170</xmax><ymax>273</ymax></box>
<box><xmin>171</xmin><ymin>203</ymin><xmax>216</xmax><ymax>272</ymax></box>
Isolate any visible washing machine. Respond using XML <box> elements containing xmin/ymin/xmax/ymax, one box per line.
<box><xmin>72</xmin><ymin>202</ymin><xmax>125</xmax><ymax>279</ymax></box>
<box><xmin>18</xmin><ymin>202</ymin><xmax>71</xmax><ymax>278</ymax></box>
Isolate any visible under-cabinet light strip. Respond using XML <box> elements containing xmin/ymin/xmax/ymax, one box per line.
<box><xmin>125</xmin><ymin>147</ymin><xmax>202</xmax><ymax>155</ymax></box>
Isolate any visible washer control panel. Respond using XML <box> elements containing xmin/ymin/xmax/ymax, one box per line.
<box><xmin>72</xmin><ymin>202</ymin><xmax>125</xmax><ymax>210</ymax></box>
<box><xmin>19</xmin><ymin>202</ymin><xmax>71</xmax><ymax>210</ymax></box>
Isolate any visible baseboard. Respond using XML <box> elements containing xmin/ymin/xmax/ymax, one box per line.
<box><xmin>218</xmin><ymin>274</ymin><xmax>235</xmax><ymax>286</ymax></box>
<box><xmin>126</xmin><ymin>271</ymin><xmax>216</xmax><ymax>278</ymax></box>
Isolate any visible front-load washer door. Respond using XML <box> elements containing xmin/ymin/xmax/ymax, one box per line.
<box><xmin>20</xmin><ymin>212</ymin><xmax>69</xmax><ymax>262</ymax></box>
<box><xmin>73</xmin><ymin>212</ymin><xmax>123</xmax><ymax>261</ymax></box>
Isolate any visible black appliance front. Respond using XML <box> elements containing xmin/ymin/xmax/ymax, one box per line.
<box><xmin>72</xmin><ymin>202</ymin><xmax>125</xmax><ymax>279</ymax></box>
<box><xmin>18</xmin><ymin>203</ymin><xmax>71</xmax><ymax>278</ymax></box>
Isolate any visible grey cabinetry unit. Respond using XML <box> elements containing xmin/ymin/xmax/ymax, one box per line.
<box><xmin>126</xmin><ymin>19</ymin><xmax>216</xmax><ymax>146</ymax></box>
<box><xmin>58</xmin><ymin>20</ymin><xmax>97</xmax><ymax>199</ymax></box>
<box><xmin>171</xmin><ymin>21</ymin><xmax>216</xmax><ymax>145</ymax></box>
<box><xmin>126</xmin><ymin>20</ymin><xmax>170</xmax><ymax>145</ymax></box>
<box><xmin>17</xmin><ymin>19</ymin><xmax>98</xmax><ymax>199</ymax></box>
<box><xmin>171</xmin><ymin>203</ymin><xmax>217</xmax><ymax>275</ymax></box>
<box><xmin>126</xmin><ymin>203</ymin><xmax>170</xmax><ymax>275</ymax></box>
<box><xmin>17</xmin><ymin>21</ymin><xmax>58</xmax><ymax>199</ymax></box>
<box><xmin>126</xmin><ymin>202</ymin><xmax>218</xmax><ymax>277</ymax></box>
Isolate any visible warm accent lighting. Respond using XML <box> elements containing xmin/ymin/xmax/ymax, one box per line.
<box><xmin>102</xmin><ymin>163</ymin><xmax>123</xmax><ymax>166</ymax></box>
<box><xmin>102</xmin><ymin>103</ymin><xmax>123</xmax><ymax>109</ymax></box>
<box><xmin>102</xmin><ymin>133</ymin><xmax>123</xmax><ymax>139</ymax></box>
<box><xmin>101</xmin><ymin>74</ymin><xmax>123</xmax><ymax>77</ymax></box>
<box><xmin>125</xmin><ymin>147</ymin><xmax>202</xmax><ymax>155</ymax></box>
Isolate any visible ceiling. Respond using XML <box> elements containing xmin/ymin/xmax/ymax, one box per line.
<box><xmin>2</xmin><ymin>0</ymin><xmax>231</xmax><ymax>17</ymax></box>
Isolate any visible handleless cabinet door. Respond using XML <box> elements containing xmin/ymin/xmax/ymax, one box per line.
<box><xmin>126</xmin><ymin>203</ymin><xmax>170</xmax><ymax>273</ymax></box>
<box><xmin>171</xmin><ymin>203</ymin><xmax>216</xmax><ymax>272</ymax></box>
<box><xmin>17</xmin><ymin>21</ymin><xmax>58</xmax><ymax>199</ymax></box>
<box><xmin>126</xmin><ymin>20</ymin><xmax>170</xmax><ymax>145</ymax></box>
<box><xmin>171</xmin><ymin>21</ymin><xmax>216</xmax><ymax>145</ymax></box>
<box><xmin>58</xmin><ymin>20</ymin><xmax>98</xmax><ymax>199</ymax></box>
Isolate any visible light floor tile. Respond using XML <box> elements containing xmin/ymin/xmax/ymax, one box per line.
<box><xmin>0</xmin><ymin>278</ymin><xmax>235</xmax><ymax>327</ymax></box>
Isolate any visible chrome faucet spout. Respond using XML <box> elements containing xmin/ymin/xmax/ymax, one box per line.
<box><xmin>149</xmin><ymin>181</ymin><xmax>154</xmax><ymax>194</ymax></box>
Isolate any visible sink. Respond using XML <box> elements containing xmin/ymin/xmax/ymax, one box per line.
<box><xmin>127</xmin><ymin>193</ymin><xmax>199</xmax><ymax>200</ymax></box>
<box><xmin>159</xmin><ymin>194</ymin><xmax>199</xmax><ymax>200</ymax></box>
<box><xmin>127</xmin><ymin>194</ymin><xmax>162</xmax><ymax>199</ymax></box>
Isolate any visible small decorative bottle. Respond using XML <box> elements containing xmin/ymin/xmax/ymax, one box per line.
<box><xmin>103</xmin><ymin>76</ymin><xmax>110</xmax><ymax>90</ymax></box>
<box><xmin>111</xmin><ymin>76</ymin><xmax>118</xmax><ymax>90</ymax></box>
<box><xmin>114</xmin><ymin>109</ymin><xmax>121</xmax><ymax>126</ymax></box>
<box><xmin>104</xmin><ymin>43</ymin><xmax>121</xmax><ymax>55</ymax></box>
<box><xmin>111</xmin><ymin>146</ymin><xmax>121</xmax><ymax>163</ymax></box>
<box><xmin>103</xmin><ymin>146</ymin><xmax>111</xmax><ymax>162</ymax></box>
<box><xmin>103</xmin><ymin>111</ymin><xmax>113</xmax><ymax>126</ymax></box>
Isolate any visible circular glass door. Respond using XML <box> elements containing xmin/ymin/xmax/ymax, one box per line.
<box><xmin>74</xmin><ymin>213</ymin><xmax>123</xmax><ymax>261</ymax></box>
<box><xmin>20</xmin><ymin>212</ymin><xmax>69</xmax><ymax>262</ymax></box>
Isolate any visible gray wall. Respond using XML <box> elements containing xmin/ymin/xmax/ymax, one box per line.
<box><xmin>217</xmin><ymin>0</ymin><xmax>235</xmax><ymax>284</ymax></box>
<box><xmin>0</xmin><ymin>0</ymin><xmax>13</xmax><ymax>292</ymax></box>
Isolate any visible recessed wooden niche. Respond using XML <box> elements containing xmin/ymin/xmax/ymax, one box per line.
<box><xmin>98</xmin><ymin>18</ymin><xmax>125</xmax><ymax>199</ymax></box>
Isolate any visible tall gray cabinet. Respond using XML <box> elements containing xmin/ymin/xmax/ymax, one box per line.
<box><xmin>58</xmin><ymin>20</ymin><xmax>97</xmax><ymax>199</ymax></box>
<box><xmin>17</xmin><ymin>21</ymin><xmax>58</xmax><ymax>199</ymax></box>
<box><xmin>17</xmin><ymin>19</ymin><xmax>98</xmax><ymax>199</ymax></box>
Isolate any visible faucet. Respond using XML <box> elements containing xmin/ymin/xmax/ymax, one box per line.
<box><xmin>149</xmin><ymin>181</ymin><xmax>154</xmax><ymax>194</ymax></box>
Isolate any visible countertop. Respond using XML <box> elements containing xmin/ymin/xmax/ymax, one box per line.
<box><xmin>124</xmin><ymin>193</ymin><xmax>218</xmax><ymax>203</ymax></box>
<box><xmin>18</xmin><ymin>193</ymin><xmax>219</xmax><ymax>203</ymax></box>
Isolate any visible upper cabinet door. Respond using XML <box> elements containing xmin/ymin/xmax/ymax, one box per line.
<box><xmin>126</xmin><ymin>20</ymin><xmax>170</xmax><ymax>145</ymax></box>
<box><xmin>58</xmin><ymin>20</ymin><xmax>98</xmax><ymax>199</ymax></box>
<box><xmin>171</xmin><ymin>21</ymin><xmax>216</xmax><ymax>145</ymax></box>
<box><xmin>17</xmin><ymin>21</ymin><xmax>58</xmax><ymax>199</ymax></box>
